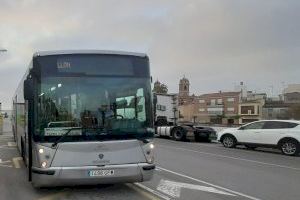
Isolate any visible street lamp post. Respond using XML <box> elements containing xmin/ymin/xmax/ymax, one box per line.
<box><xmin>0</xmin><ymin>49</ymin><xmax>7</xmax><ymax>52</ymax></box>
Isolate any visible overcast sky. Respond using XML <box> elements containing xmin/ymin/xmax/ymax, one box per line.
<box><xmin>0</xmin><ymin>0</ymin><xmax>300</xmax><ymax>109</ymax></box>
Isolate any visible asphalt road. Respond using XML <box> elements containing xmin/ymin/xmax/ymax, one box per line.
<box><xmin>1</xmin><ymin>118</ymin><xmax>300</xmax><ymax>200</ymax></box>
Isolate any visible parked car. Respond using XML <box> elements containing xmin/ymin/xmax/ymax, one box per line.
<box><xmin>217</xmin><ymin>120</ymin><xmax>300</xmax><ymax>156</ymax></box>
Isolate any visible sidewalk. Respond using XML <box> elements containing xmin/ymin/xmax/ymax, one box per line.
<box><xmin>0</xmin><ymin>118</ymin><xmax>12</xmax><ymax>135</ymax></box>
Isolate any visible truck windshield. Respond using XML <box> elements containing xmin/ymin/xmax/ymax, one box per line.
<box><xmin>35</xmin><ymin>76</ymin><xmax>153</xmax><ymax>142</ymax></box>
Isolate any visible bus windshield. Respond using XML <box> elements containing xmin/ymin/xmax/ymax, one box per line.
<box><xmin>35</xmin><ymin>75</ymin><xmax>153</xmax><ymax>142</ymax></box>
<box><xmin>37</xmin><ymin>77</ymin><xmax>152</xmax><ymax>139</ymax></box>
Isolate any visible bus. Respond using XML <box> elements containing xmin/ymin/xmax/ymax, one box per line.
<box><xmin>12</xmin><ymin>50</ymin><xmax>155</xmax><ymax>187</ymax></box>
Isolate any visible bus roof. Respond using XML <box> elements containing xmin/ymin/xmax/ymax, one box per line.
<box><xmin>33</xmin><ymin>50</ymin><xmax>147</xmax><ymax>58</ymax></box>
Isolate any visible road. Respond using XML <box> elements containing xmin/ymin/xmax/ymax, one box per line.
<box><xmin>1</xmin><ymin>118</ymin><xmax>300</xmax><ymax>200</ymax></box>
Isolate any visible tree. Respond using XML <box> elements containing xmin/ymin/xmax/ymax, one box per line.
<box><xmin>153</xmin><ymin>80</ymin><xmax>168</xmax><ymax>94</ymax></box>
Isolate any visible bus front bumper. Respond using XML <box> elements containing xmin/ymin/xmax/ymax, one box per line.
<box><xmin>31</xmin><ymin>163</ymin><xmax>155</xmax><ymax>187</ymax></box>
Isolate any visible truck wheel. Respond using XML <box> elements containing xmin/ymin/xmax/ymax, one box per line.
<box><xmin>172</xmin><ymin>128</ymin><xmax>186</xmax><ymax>141</ymax></box>
<box><xmin>194</xmin><ymin>133</ymin><xmax>201</xmax><ymax>142</ymax></box>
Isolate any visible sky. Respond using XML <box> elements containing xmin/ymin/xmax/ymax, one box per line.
<box><xmin>0</xmin><ymin>0</ymin><xmax>300</xmax><ymax>109</ymax></box>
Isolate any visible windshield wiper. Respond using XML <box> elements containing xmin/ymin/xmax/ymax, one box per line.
<box><xmin>51</xmin><ymin>127</ymin><xmax>83</xmax><ymax>148</ymax></box>
<box><xmin>51</xmin><ymin>127</ymin><xmax>106</xmax><ymax>148</ymax></box>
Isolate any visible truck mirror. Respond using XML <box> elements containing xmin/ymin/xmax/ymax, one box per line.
<box><xmin>24</xmin><ymin>79</ymin><xmax>34</xmax><ymax>100</ymax></box>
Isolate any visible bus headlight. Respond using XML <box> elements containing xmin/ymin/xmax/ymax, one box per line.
<box><xmin>41</xmin><ymin>161</ymin><xmax>47</xmax><ymax>168</ymax></box>
<box><xmin>38</xmin><ymin>148</ymin><xmax>44</xmax><ymax>154</ymax></box>
<box><xmin>142</xmin><ymin>143</ymin><xmax>155</xmax><ymax>164</ymax></box>
<box><xmin>150</xmin><ymin>143</ymin><xmax>154</xmax><ymax>149</ymax></box>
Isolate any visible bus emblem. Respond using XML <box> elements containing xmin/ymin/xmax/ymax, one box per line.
<box><xmin>99</xmin><ymin>154</ymin><xmax>104</xmax><ymax>159</ymax></box>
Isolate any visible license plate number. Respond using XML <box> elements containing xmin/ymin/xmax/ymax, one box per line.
<box><xmin>89</xmin><ymin>170</ymin><xmax>114</xmax><ymax>177</ymax></box>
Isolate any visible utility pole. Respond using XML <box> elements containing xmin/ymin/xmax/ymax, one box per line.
<box><xmin>0</xmin><ymin>49</ymin><xmax>7</xmax><ymax>113</ymax></box>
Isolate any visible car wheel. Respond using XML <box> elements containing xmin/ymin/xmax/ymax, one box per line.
<box><xmin>172</xmin><ymin>128</ymin><xmax>186</xmax><ymax>141</ymax></box>
<box><xmin>222</xmin><ymin>135</ymin><xmax>236</xmax><ymax>148</ymax></box>
<box><xmin>245</xmin><ymin>145</ymin><xmax>256</xmax><ymax>150</ymax></box>
<box><xmin>280</xmin><ymin>140</ymin><xmax>299</xmax><ymax>156</ymax></box>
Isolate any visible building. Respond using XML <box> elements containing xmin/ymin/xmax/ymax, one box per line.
<box><xmin>238</xmin><ymin>91</ymin><xmax>266</xmax><ymax>124</ymax></box>
<box><xmin>177</xmin><ymin>77</ymin><xmax>241</xmax><ymax>125</ymax></box>
<box><xmin>178</xmin><ymin>103</ymin><xmax>196</xmax><ymax>123</ymax></box>
<box><xmin>262</xmin><ymin>101</ymin><xmax>290</xmax><ymax>120</ymax></box>
<box><xmin>178</xmin><ymin>77</ymin><xmax>194</xmax><ymax>105</ymax></box>
<box><xmin>245</xmin><ymin>91</ymin><xmax>267</xmax><ymax>101</ymax></box>
<box><xmin>283</xmin><ymin>84</ymin><xmax>300</xmax><ymax>103</ymax></box>
<box><xmin>234</xmin><ymin>82</ymin><xmax>247</xmax><ymax>98</ymax></box>
<box><xmin>238</xmin><ymin>99</ymin><xmax>264</xmax><ymax>124</ymax></box>
<box><xmin>196</xmin><ymin>91</ymin><xmax>241</xmax><ymax>124</ymax></box>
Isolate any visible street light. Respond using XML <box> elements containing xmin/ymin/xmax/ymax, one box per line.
<box><xmin>0</xmin><ymin>49</ymin><xmax>7</xmax><ymax>53</ymax></box>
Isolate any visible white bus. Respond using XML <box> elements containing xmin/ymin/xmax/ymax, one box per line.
<box><xmin>12</xmin><ymin>50</ymin><xmax>155</xmax><ymax>187</ymax></box>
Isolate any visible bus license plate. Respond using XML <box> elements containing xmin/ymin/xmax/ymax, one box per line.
<box><xmin>89</xmin><ymin>170</ymin><xmax>114</xmax><ymax>177</ymax></box>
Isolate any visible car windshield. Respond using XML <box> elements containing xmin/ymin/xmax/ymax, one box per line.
<box><xmin>35</xmin><ymin>76</ymin><xmax>153</xmax><ymax>142</ymax></box>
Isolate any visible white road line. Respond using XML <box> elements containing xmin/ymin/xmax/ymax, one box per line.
<box><xmin>0</xmin><ymin>164</ymin><xmax>13</xmax><ymax>168</ymax></box>
<box><xmin>157</xmin><ymin>179</ymin><xmax>236</xmax><ymax>198</ymax></box>
<box><xmin>159</xmin><ymin>145</ymin><xmax>300</xmax><ymax>171</ymax></box>
<box><xmin>0</xmin><ymin>135</ymin><xmax>13</xmax><ymax>138</ymax></box>
<box><xmin>0</xmin><ymin>160</ymin><xmax>12</xmax><ymax>164</ymax></box>
<box><xmin>12</xmin><ymin>157</ymin><xmax>23</xmax><ymax>168</ymax></box>
<box><xmin>0</xmin><ymin>146</ymin><xmax>16</xmax><ymax>149</ymax></box>
<box><xmin>7</xmin><ymin>142</ymin><xmax>16</xmax><ymax>147</ymax></box>
<box><xmin>0</xmin><ymin>159</ymin><xmax>13</xmax><ymax>168</ymax></box>
<box><xmin>134</xmin><ymin>183</ymin><xmax>172</xmax><ymax>200</ymax></box>
<box><xmin>157</xmin><ymin>166</ymin><xmax>262</xmax><ymax>200</ymax></box>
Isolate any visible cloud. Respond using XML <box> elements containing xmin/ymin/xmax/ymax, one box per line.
<box><xmin>0</xmin><ymin>0</ymin><xmax>300</xmax><ymax>109</ymax></box>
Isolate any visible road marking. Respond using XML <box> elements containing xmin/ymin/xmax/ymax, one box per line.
<box><xmin>0</xmin><ymin>137</ymin><xmax>14</xmax><ymax>140</ymax></box>
<box><xmin>0</xmin><ymin>159</ymin><xmax>13</xmax><ymax>168</ymax></box>
<box><xmin>157</xmin><ymin>179</ymin><xmax>236</xmax><ymax>198</ymax></box>
<box><xmin>0</xmin><ymin>164</ymin><xmax>13</xmax><ymax>168</ymax></box>
<box><xmin>127</xmin><ymin>183</ymin><xmax>163</xmax><ymax>200</ymax></box>
<box><xmin>0</xmin><ymin>135</ymin><xmax>13</xmax><ymax>138</ymax></box>
<box><xmin>0</xmin><ymin>145</ymin><xmax>16</xmax><ymax>149</ymax></box>
<box><xmin>159</xmin><ymin>145</ymin><xmax>300</xmax><ymax>171</ymax></box>
<box><xmin>0</xmin><ymin>159</ymin><xmax>12</xmax><ymax>164</ymax></box>
<box><xmin>7</xmin><ymin>142</ymin><xmax>16</xmax><ymax>147</ymax></box>
<box><xmin>157</xmin><ymin>166</ymin><xmax>262</xmax><ymax>200</ymax></box>
<box><xmin>134</xmin><ymin>183</ymin><xmax>171</xmax><ymax>200</ymax></box>
<box><xmin>12</xmin><ymin>157</ymin><xmax>23</xmax><ymax>168</ymax></box>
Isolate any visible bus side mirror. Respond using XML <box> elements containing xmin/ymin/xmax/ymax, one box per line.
<box><xmin>24</xmin><ymin>79</ymin><xmax>34</xmax><ymax>100</ymax></box>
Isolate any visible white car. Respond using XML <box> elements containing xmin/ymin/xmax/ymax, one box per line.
<box><xmin>217</xmin><ymin>120</ymin><xmax>300</xmax><ymax>156</ymax></box>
